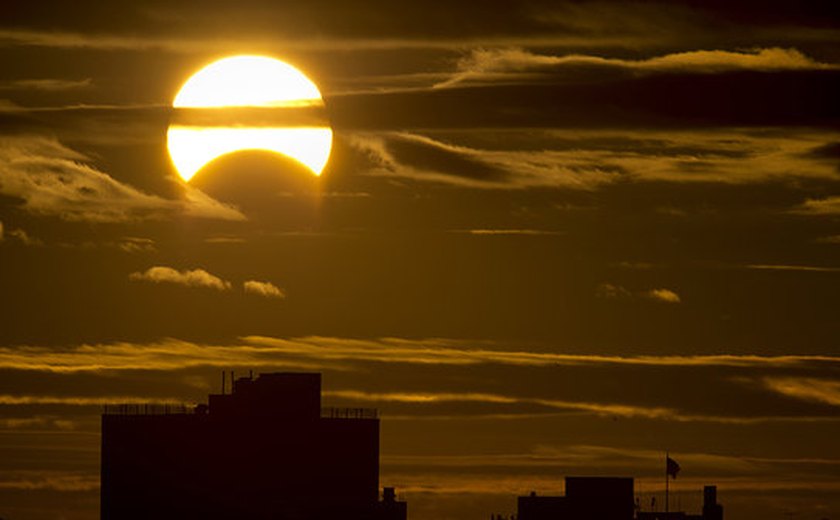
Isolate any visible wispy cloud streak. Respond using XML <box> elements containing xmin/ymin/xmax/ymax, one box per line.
<box><xmin>1</xmin><ymin>337</ymin><xmax>837</xmax><ymax>373</ymax></box>
<box><xmin>0</xmin><ymin>135</ymin><xmax>244</xmax><ymax>222</ymax></box>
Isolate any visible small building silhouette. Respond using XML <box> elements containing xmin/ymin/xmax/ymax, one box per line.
<box><xmin>518</xmin><ymin>477</ymin><xmax>635</xmax><ymax>520</ymax></box>
<box><xmin>517</xmin><ymin>478</ymin><xmax>722</xmax><ymax>520</ymax></box>
<box><xmin>637</xmin><ymin>486</ymin><xmax>723</xmax><ymax>520</ymax></box>
<box><xmin>101</xmin><ymin>372</ymin><xmax>406</xmax><ymax>520</ymax></box>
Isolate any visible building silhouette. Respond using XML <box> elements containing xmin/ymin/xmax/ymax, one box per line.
<box><xmin>637</xmin><ymin>485</ymin><xmax>723</xmax><ymax>520</ymax></box>
<box><xmin>517</xmin><ymin>477</ymin><xmax>722</xmax><ymax>520</ymax></box>
<box><xmin>518</xmin><ymin>477</ymin><xmax>635</xmax><ymax>520</ymax></box>
<box><xmin>101</xmin><ymin>372</ymin><xmax>407</xmax><ymax>520</ymax></box>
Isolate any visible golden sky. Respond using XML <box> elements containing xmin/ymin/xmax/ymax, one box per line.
<box><xmin>1</xmin><ymin>1</ymin><xmax>840</xmax><ymax>519</ymax></box>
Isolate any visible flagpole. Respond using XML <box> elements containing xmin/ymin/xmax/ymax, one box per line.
<box><xmin>665</xmin><ymin>451</ymin><xmax>669</xmax><ymax>515</ymax></box>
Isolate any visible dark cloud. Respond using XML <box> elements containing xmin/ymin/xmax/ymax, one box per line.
<box><xmin>331</xmin><ymin>70</ymin><xmax>840</xmax><ymax>130</ymax></box>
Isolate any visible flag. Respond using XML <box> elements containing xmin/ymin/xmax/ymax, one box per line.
<box><xmin>666</xmin><ymin>456</ymin><xmax>681</xmax><ymax>479</ymax></box>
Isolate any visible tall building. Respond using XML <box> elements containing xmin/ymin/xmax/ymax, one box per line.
<box><xmin>101</xmin><ymin>372</ymin><xmax>406</xmax><ymax>520</ymax></box>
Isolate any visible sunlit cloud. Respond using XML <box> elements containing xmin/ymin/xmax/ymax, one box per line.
<box><xmin>243</xmin><ymin>280</ymin><xmax>286</xmax><ymax>299</ymax></box>
<box><xmin>745</xmin><ymin>264</ymin><xmax>840</xmax><ymax>273</ymax></box>
<box><xmin>129</xmin><ymin>266</ymin><xmax>232</xmax><ymax>291</ymax></box>
<box><xmin>0</xmin><ymin>221</ymin><xmax>42</xmax><ymax>246</ymax></box>
<box><xmin>643</xmin><ymin>288</ymin><xmax>682</xmax><ymax>304</ymax></box>
<box><xmin>242</xmin><ymin>336</ymin><xmax>840</xmax><ymax>369</ymax></box>
<box><xmin>0</xmin><ymin>337</ymin><xmax>837</xmax><ymax>375</ymax></box>
<box><xmin>0</xmin><ymin>29</ymin><xmax>661</xmax><ymax>55</ymax></box>
<box><xmin>0</xmin><ymin>135</ymin><xmax>244</xmax><ymax>222</ymax></box>
<box><xmin>596</xmin><ymin>283</ymin><xmax>632</xmax><ymax>300</ymax></box>
<box><xmin>0</xmin><ymin>395</ymin><xmax>186</xmax><ymax>406</ymax></box>
<box><xmin>116</xmin><ymin>237</ymin><xmax>156</xmax><ymax>253</ymax></box>
<box><xmin>794</xmin><ymin>196</ymin><xmax>840</xmax><ymax>216</ymax></box>
<box><xmin>0</xmin><ymin>78</ymin><xmax>92</xmax><ymax>91</ymax></box>
<box><xmin>0</xmin><ymin>415</ymin><xmax>76</xmax><ymax>430</ymax></box>
<box><xmin>385</xmin><ymin>444</ymin><xmax>840</xmax><ymax>472</ymax></box>
<box><xmin>0</xmin><ymin>471</ymin><xmax>99</xmax><ymax>492</ymax></box>
<box><xmin>762</xmin><ymin>377</ymin><xmax>840</xmax><ymax>407</ymax></box>
<box><xmin>350</xmin><ymin>130</ymin><xmax>840</xmax><ymax>189</ymax></box>
<box><xmin>452</xmin><ymin>229</ymin><xmax>564</xmax><ymax>236</ymax></box>
<box><xmin>597</xmin><ymin>284</ymin><xmax>681</xmax><ymax>303</ymax></box>
<box><xmin>437</xmin><ymin>47</ymin><xmax>839</xmax><ymax>88</ymax></box>
<box><xmin>326</xmin><ymin>390</ymin><xmax>835</xmax><ymax>425</ymax></box>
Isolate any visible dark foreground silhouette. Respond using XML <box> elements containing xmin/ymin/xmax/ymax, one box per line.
<box><xmin>101</xmin><ymin>372</ymin><xmax>406</xmax><ymax>520</ymax></box>
<box><xmin>516</xmin><ymin>477</ymin><xmax>723</xmax><ymax>520</ymax></box>
<box><xmin>102</xmin><ymin>371</ymin><xmax>723</xmax><ymax>520</ymax></box>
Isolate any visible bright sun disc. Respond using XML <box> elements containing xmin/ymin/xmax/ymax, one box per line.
<box><xmin>168</xmin><ymin>55</ymin><xmax>332</xmax><ymax>181</ymax></box>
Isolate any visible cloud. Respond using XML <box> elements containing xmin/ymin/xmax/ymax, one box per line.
<box><xmin>597</xmin><ymin>284</ymin><xmax>681</xmax><ymax>303</ymax></box>
<box><xmin>1</xmin><ymin>337</ymin><xmax>837</xmax><ymax>375</ymax></box>
<box><xmin>0</xmin><ymin>394</ymin><xmax>185</xmax><ymax>406</ymax></box>
<box><xmin>116</xmin><ymin>237</ymin><xmax>156</xmax><ymax>253</ymax></box>
<box><xmin>643</xmin><ymin>288</ymin><xmax>682</xmax><ymax>304</ymax></box>
<box><xmin>762</xmin><ymin>377</ymin><xmax>840</xmax><ymax>407</ymax></box>
<box><xmin>0</xmin><ymin>135</ymin><xmax>244</xmax><ymax>222</ymax></box>
<box><xmin>243</xmin><ymin>280</ymin><xmax>286</xmax><ymax>299</ymax></box>
<box><xmin>328</xmin><ymin>389</ymin><xmax>840</xmax><ymax>425</ymax></box>
<box><xmin>0</xmin><ymin>222</ymin><xmax>42</xmax><ymax>246</ymax></box>
<box><xmin>746</xmin><ymin>264</ymin><xmax>840</xmax><ymax>273</ymax></box>
<box><xmin>384</xmin><ymin>444</ymin><xmax>840</xmax><ymax>473</ymax></box>
<box><xmin>0</xmin><ymin>471</ymin><xmax>99</xmax><ymax>492</ymax></box>
<box><xmin>130</xmin><ymin>266</ymin><xmax>232</xmax><ymax>291</ymax></box>
<box><xmin>0</xmin><ymin>78</ymin><xmax>92</xmax><ymax>91</ymax></box>
<box><xmin>794</xmin><ymin>196</ymin><xmax>840</xmax><ymax>215</ymax></box>
<box><xmin>327</xmin><ymin>389</ymin><xmax>703</xmax><ymax>423</ymax></box>
<box><xmin>437</xmin><ymin>47</ymin><xmax>839</xmax><ymax>88</ymax></box>
<box><xmin>453</xmin><ymin>229</ymin><xmax>564</xmax><ymax>236</ymax></box>
<box><xmin>596</xmin><ymin>283</ymin><xmax>632</xmax><ymax>300</ymax></box>
<box><xmin>349</xmin><ymin>130</ymin><xmax>840</xmax><ymax>189</ymax></box>
<box><xmin>0</xmin><ymin>415</ymin><xmax>76</xmax><ymax>430</ymax></box>
<box><xmin>816</xmin><ymin>235</ymin><xmax>840</xmax><ymax>244</ymax></box>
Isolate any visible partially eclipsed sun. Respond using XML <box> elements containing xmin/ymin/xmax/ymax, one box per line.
<box><xmin>168</xmin><ymin>55</ymin><xmax>333</xmax><ymax>182</ymax></box>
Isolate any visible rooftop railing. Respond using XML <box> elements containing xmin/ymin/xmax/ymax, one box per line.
<box><xmin>102</xmin><ymin>404</ymin><xmax>378</xmax><ymax>419</ymax></box>
<box><xmin>103</xmin><ymin>403</ymin><xmax>194</xmax><ymax>416</ymax></box>
<box><xmin>321</xmin><ymin>407</ymin><xmax>378</xmax><ymax>419</ymax></box>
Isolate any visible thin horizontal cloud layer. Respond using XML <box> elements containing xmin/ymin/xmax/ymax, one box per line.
<box><xmin>0</xmin><ymin>337</ymin><xmax>838</xmax><ymax>424</ymax></box>
<box><xmin>745</xmin><ymin>264</ymin><xmax>840</xmax><ymax>273</ymax></box>
<box><xmin>349</xmin><ymin>130</ymin><xmax>840</xmax><ymax>189</ymax></box>
<box><xmin>1</xmin><ymin>337</ymin><xmax>838</xmax><ymax>374</ymax></box>
<box><xmin>597</xmin><ymin>284</ymin><xmax>681</xmax><ymax>303</ymax></box>
<box><xmin>326</xmin><ymin>390</ymin><xmax>814</xmax><ymax>424</ymax></box>
<box><xmin>794</xmin><ymin>196</ymin><xmax>840</xmax><ymax>215</ymax></box>
<box><xmin>129</xmin><ymin>266</ymin><xmax>232</xmax><ymax>291</ymax></box>
<box><xmin>0</xmin><ymin>135</ymin><xmax>244</xmax><ymax>222</ymax></box>
<box><xmin>0</xmin><ymin>471</ymin><xmax>98</xmax><ymax>492</ymax></box>
<box><xmin>437</xmin><ymin>47</ymin><xmax>838</xmax><ymax>88</ymax></box>
<box><xmin>0</xmin><ymin>78</ymin><xmax>92</xmax><ymax>91</ymax></box>
<box><xmin>762</xmin><ymin>377</ymin><xmax>840</xmax><ymax>407</ymax></box>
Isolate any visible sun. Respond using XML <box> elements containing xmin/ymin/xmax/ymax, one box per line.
<box><xmin>168</xmin><ymin>55</ymin><xmax>333</xmax><ymax>182</ymax></box>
